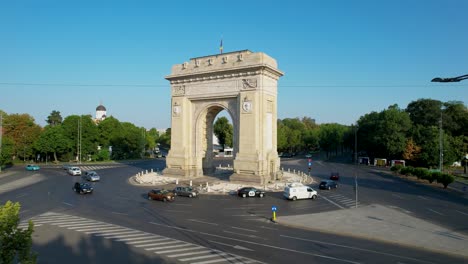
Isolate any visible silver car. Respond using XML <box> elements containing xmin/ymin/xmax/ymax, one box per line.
<box><xmin>173</xmin><ymin>186</ymin><xmax>199</xmax><ymax>198</ymax></box>
<box><xmin>84</xmin><ymin>171</ymin><xmax>100</xmax><ymax>182</ymax></box>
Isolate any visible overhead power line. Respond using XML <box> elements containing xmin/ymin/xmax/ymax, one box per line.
<box><xmin>0</xmin><ymin>82</ymin><xmax>466</xmax><ymax>88</ymax></box>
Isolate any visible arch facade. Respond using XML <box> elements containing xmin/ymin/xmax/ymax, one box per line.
<box><xmin>163</xmin><ymin>50</ymin><xmax>283</xmax><ymax>184</ymax></box>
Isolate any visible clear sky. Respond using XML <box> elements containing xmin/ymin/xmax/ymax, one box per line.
<box><xmin>1</xmin><ymin>0</ymin><xmax>467</xmax><ymax>129</ymax></box>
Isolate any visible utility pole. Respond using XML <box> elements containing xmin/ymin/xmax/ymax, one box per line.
<box><xmin>0</xmin><ymin>113</ymin><xmax>2</xmax><ymax>173</ymax></box>
<box><xmin>354</xmin><ymin>124</ymin><xmax>358</xmax><ymax>208</ymax></box>
<box><xmin>439</xmin><ymin>109</ymin><xmax>443</xmax><ymax>172</ymax></box>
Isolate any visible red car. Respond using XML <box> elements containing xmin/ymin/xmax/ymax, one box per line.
<box><xmin>330</xmin><ymin>172</ymin><xmax>340</xmax><ymax>181</ymax></box>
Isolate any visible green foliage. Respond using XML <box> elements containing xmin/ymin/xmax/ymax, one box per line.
<box><xmin>0</xmin><ymin>201</ymin><xmax>37</xmax><ymax>264</ymax></box>
<box><xmin>437</xmin><ymin>173</ymin><xmax>455</xmax><ymax>189</ymax></box>
<box><xmin>46</xmin><ymin>110</ymin><xmax>63</xmax><ymax>126</ymax></box>
<box><xmin>34</xmin><ymin>125</ymin><xmax>69</xmax><ymax>162</ymax></box>
<box><xmin>400</xmin><ymin>166</ymin><xmax>414</xmax><ymax>176</ymax></box>
<box><xmin>430</xmin><ymin>171</ymin><xmax>442</xmax><ymax>184</ymax></box>
<box><xmin>390</xmin><ymin>164</ymin><xmax>403</xmax><ymax>173</ymax></box>
<box><xmin>158</xmin><ymin>128</ymin><xmax>171</xmax><ymax>148</ymax></box>
<box><xmin>94</xmin><ymin>149</ymin><xmax>110</xmax><ymax>161</ymax></box>
<box><xmin>3</xmin><ymin>114</ymin><xmax>42</xmax><ymax>162</ymax></box>
<box><xmin>213</xmin><ymin>117</ymin><xmax>233</xmax><ymax>149</ymax></box>
<box><xmin>412</xmin><ymin>167</ymin><xmax>428</xmax><ymax>180</ymax></box>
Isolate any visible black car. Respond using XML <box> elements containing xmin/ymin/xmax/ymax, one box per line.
<box><xmin>173</xmin><ymin>186</ymin><xmax>199</xmax><ymax>198</ymax></box>
<box><xmin>319</xmin><ymin>180</ymin><xmax>338</xmax><ymax>190</ymax></box>
<box><xmin>237</xmin><ymin>187</ymin><xmax>266</xmax><ymax>198</ymax></box>
<box><xmin>73</xmin><ymin>182</ymin><xmax>93</xmax><ymax>194</ymax></box>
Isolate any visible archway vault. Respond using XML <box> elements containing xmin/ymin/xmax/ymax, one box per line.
<box><xmin>163</xmin><ymin>50</ymin><xmax>283</xmax><ymax>184</ymax></box>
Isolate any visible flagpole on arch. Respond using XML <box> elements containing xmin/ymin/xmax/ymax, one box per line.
<box><xmin>219</xmin><ymin>36</ymin><xmax>223</xmax><ymax>54</ymax></box>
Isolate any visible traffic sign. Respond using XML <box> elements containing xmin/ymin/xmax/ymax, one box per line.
<box><xmin>272</xmin><ymin>206</ymin><xmax>277</xmax><ymax>212</ymax></box>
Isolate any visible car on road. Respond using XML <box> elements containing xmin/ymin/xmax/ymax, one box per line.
<box><xmin>173</xmin><ymin>186</ymin><xmax>199</xmax><ymax>198</ymax></box>
<box><xmin>68</xmin><ymin>167</ymin><xmax>82</xmax><ymax>176</ymax></box>
<box><xmin>319</xmin><ymin>180</ymin><xmax>338</xmax><ymax>190</ymax></box>
<box><xmin>84</xmin><ymin>171</ymin><xmax>100</xmax><ymax>182</ymax></box>
<box><xmin>330</xmin><ymin>172</ymin><xmax>340</xmax><ymax>181</ymax></box>
<box><xmin>25</xmin><ymin>164</ymin><xmax>40</xmax><ymax>171</ymax></box>
<box><xmin>237</xmin><ymin>187</ymin><xmax>266</xmax><ymax>198</ymax></box>
<box><xmin>305</xmin><ymin>153</ymin><xmax>312</xmax><ymax>158</ymax></box>
<box><xmin>148</xmin><ymin>189</ymin><xmax>175</xmax><ymax>202</ymax></box>
<box><xmin>73</xmin><ymin>182</ymin><xmax>93</xmax><ymax>194</ymax></box>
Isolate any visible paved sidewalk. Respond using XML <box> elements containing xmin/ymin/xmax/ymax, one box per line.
<box><xmin>277</xmin><ymin>204</ymin><xmax>468</xmax><ymax>258</ymax></box>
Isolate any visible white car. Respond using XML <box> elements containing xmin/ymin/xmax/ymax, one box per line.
<box><xmin>84</xmin><ymin>171</ymin><xmax>100</xmax><ymax>182</ymax></box>
<box><xmin>283</xmin><ymin>182</ymin><xmax>317</xmax><ymax>201</ymax></box>
<box><xmin>68</xmin><ymin>167</ymin><xmax>82</xmax><ymax>176</ymax></box>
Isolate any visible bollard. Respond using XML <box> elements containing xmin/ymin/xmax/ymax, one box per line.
<box><xmin>145</xmin><ymin>170</ymin><xmax>148</xmax><ymax>174</ymax></box>
<box><xmin>151</xmin><ymin>168</ymin><xmax>153</xmax><ymax>173</ymax></box>
<box><xmin>176</xmin><ymin>179</ymin><xmax>179</xmax><ymax>185</ymax></box>
<box><xmin>288</xmin><ymin>168</ymin><xmax>290</xmax><ymax>173</ymax></box>
<box><xmin>293</xmin><ymin>169</ymin><xmax>296</xmax><ymax>174</ymax></box>
<box><xmin>227</xmin><ymin>164</ymin><xmax>230</xmax><ymax>168</ymax></box>
<box><xmin>190</xmin><ymin>180</ymin><xmax>192</xmax><ymax>187</ymax></box>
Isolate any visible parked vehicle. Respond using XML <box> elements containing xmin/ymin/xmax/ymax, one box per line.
<box><xmin>330</xmin><ymin>172</ymin><xmax>340</xmax><ymax>181</ymax></box>
<box><xmin>68</xmin><ymin>167</ymin><xmax>82</xmax><ymax>176</ymax></box>
<box><xmin>84</xmin><ymin>171</ymin><xmax>100</xmax><ymax>182</ymax></box>
<box><xmin>148</xmin><ymin>189</ymin><xmax>175</xmax><ymax>202</ymax></box>
<box><xmin>237</xmin><ymin>187</ymin><xmax>266</xmax><ymax>198</ymax></box>
<box><xmin>319</xmin><ymin>180</ymin><xmax>338</xmax><ymax>190</ymax></box>
<box><xmin>73</xmin><ymin>182</ymin><xmax>93</xmax><ymax>194</ymax></box>
<box><xmin>173</xmin><ymin>186</ymin><xmax>199</xmax><ymax>198</ymax></box>
<box><xmin>283</xmin><ymin>182</ymin><xmax>317</xmax><ymax>201</ymax></box>
<box><xmin>25</xmin><ymin>164</ymin><xmax>40</xmax><ymax>171</ymax></box>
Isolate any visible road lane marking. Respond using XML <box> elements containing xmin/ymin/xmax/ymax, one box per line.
<box><xmin>259</xmin><ymin>226</ymin><xmax>277</xmax><ymax>230</ymax></box>
<box><xmin>167</xmin><ymin>250</ymin><xmax>214</xmax><ymax>258</ymax></box>
<box><xmin>417</xmin><ymin>195</ymin><xmax>428</xmax><ymax>200</ymax></box>
<box><xmin>62</xmin><ymin>202</ymin><xmax>73</xmax><ymax>207</ymax></box>
<box><xmin>455</xmin><ymin>210</ymin><xmax>468</xmax><ymax>216</ymax></box>
<box><xmin>16</xmin><ymin>193</ymin><xmax>29</xmax><ymax>198</ymax></box>
<box><xmin>427</xmin><ymin>208</ymin><xmax>444</xmax><ymax>216</ymax></box>
<box><xmin>223</xmin><ymin>230</ymin><xmax>260</xmax><ymax>239</ymax></box>
<box><xmin>320</xmin><ymin>195</ymin><xmax>345</xmax><ymax>209</ymax></box>
<box><xmin>115</xmin><ymin>236</ymin><xmax>156</xmax><ymax>242</ymax></box>
<box><xmin>188</xmin><ymin>219</ymin><xmax>219</xmax><ymax>226</ymax></box>
<box><xmin>209</xmin><ymin>240</ymin><xmax>254</xmax><ymax>251</ymax></box>
<box><xmin>230</xmin><ymin>226</ymin><xmax>258</xmax><ymax>232</ymax></box>
<box><xmin>136</xmin><ymin>240</ymin><xmax>178</xmax><ymax>248</ymax></box>
<box><xmin>111</xmin><ymin>211</ymin><xmax>128</xmax><ymax>215</ymax></box>
<box><xmin>156</xmin><ymin>246</ymin><xmax>205</xmax><ymax>255</ymax></box>
<box><xmin>127</xmin><ymin>239</ymin><xmax>166</xmax><ymax>245</ymax></box>
<box><xmin>280</xmin><ymin>235</ymin><xmax>435</xmax><ymax>264</ymax></box>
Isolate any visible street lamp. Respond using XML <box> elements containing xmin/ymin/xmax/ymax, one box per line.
<box><xmin>431</xmin><ymin>74</ymin><xmax>468</xmax><ymax>83</ymax></box>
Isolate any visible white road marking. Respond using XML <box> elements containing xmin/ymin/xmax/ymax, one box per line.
<box><xmin>146</xmin><ymin>244</ymin><xmax>191</xmax><ymax>251</ymax></box>
<box><xmin>230</xmin><ymin>226</ymin><xmax>258</xmax><ymax>232</ymax></box>
<box><xmin>167</xmin><ymin>250</ymin><xmax>214</xmax><ymax>258</ymax></box>
<box><xmin>417</xmin><ymin>195</ymin><xmax>428</xmax><ymax>200</ymax></box>
<box><xmin>136</xmin><ymin>240</ymin><xmax>178</xmax><ymax>248</ymax></box>
<box><xmin>259</xmin><ymin>226</ymin><xmax>277</xmax><ymax>230</ymax></box>
<box><xmin>427</xmin><ymin>208</ymin><xmax>444</xmax><ymax>216</ymax></box>
<box><xmin>209</xmin><ymin>240</ymin><xmax>254</xmax><ymax>251</ymax></box>
<box><xmin>392</xmin><ymin>193</ymin><xmax>404</xmax><ymax>199</ymax></box>
<box><xmin>320</xmin><ymin>195</ymin><xmax>345</xmax><ymax>209</ymax></box>
<box><xmin>223</xmin><ymin>230</ymin><xmax>258</xmax><ymax>239</ymax></box>
<box><xmin>111</xmin><ymin>211</ymin><xmax>128</xmax><ymax>215</ymax></box>
<box><xmin>84</xmin><ymin>227</ymin><xmax>127</xmax><ymax>234</ymax></box>
<box><xmin>62</xmin><ymin>222</ymin><xmax>110</xmax><ymax>228</ymax></box>
<box><xmin>115</xmin><ymin>236</ymin><xmax>156</xmax><ymax>242</ymax></box>
<box><xmin>191</xmin><ymin>256</ymin><xmax>242</xmax><ymax>264</ymax></box>
<box><xmin>164</xmin><ymin>210</ymin><xmax>186</xmax><ymax>213</ymax></box>
<box><xmin>455</xmin><ymin>210</ymin><xmax>468</xmax><ymax>216</ymax></box>
<box><xmin>95</xmin><ymin>230</ymin><xmax>138</xmax><ymax>236</ymax></box>
<box><xmin>188</xmin><ymin>219</ymin><xmax>219</xmax><ymax>226</ymax></box>
<box><xmin>62</xmin><ymin>202</ymin><xmax>73</xmax><ymax>207</ymax></box>
<box><xmin>281</xmin><ymin>235</ymin><xmax>435</xmax><ymax>264</ymax></box>
<box><xmin>105</xmin><ymin>233</ymin><xmax>149</xmax><ymax>239</ymax></box>
<box><xmin>16</xmin><ymin>193</ymin><xmax>29</xmax><ymax>198</ymax></box>
<box><xmin>180</xmin><ymin>252</ymin><xmax>230</xmax><ymax>261</ymax></box>
<box><xmin>155</xmin><ymin>246</ymin><xmax>205</xmax><ymax>254</ymax></box>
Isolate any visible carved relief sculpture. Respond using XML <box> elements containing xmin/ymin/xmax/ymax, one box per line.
<box><xmin>172</xmin><ymin>85</ymin><xmax>185</xmax><ymax>96</ymax></box>
<box><xmin>242</xmin><ymin>78</ymin><xmax>257</xmax><ymax>89</ymax></box>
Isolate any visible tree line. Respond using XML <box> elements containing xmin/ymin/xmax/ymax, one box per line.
<box><xmin>1</xmin><ymin>98</ymin><xmax>467</xmax><ymax>169</ymax></box>
<box><xmin>0</xmin><ymin>110</ymin><xmax>171</xmax><ymax>165</ymax></box>
<box><xmin>276</xmin><ymin>99</ymin><xmax>467</xmax><ymax>168</ymax></box>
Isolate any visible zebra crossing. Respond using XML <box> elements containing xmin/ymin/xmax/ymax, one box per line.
<box><xmin>323</xmin><ymin>193</ymin><xmax>360</xmax><ymax>208</ymax></box>
<box><xmin>19</xmin><ymin>212</ymin><xmax>262</xmax><ymax>264</ymax></box>
<box><xmin>79</xmin><ymin>165</ymin><xmax>124</xmax><ymax>171</ymax></box>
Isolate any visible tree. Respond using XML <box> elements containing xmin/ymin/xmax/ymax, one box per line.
<box><xmin>159</xmin><ymin>128</ymin><xmax>171</xmax><ymax>148</ymax></box>
<box><xmin>402</xmin><ymin>138</ymin><xmax>421</xmax><ymax>162</ymax></box>
<box><xmin>110</xmin><ymin>122</ymin><xmax>145</xmax><ymax>160</ymax></box>
<box><xmin>46</xmin><ymin>110</ymin><xmax>63</xmax><ymax>127</ymax></box>
<box><xmin>34</xmin><ymin>125</ymin><xmax>69</xmax><ymax>162</ymax></box>
<box><xmin>213</xmin><ymin>117</ymin><xmax>233</xmax><ymax>149</ymax></box>
<box><xmin>406</xmin><ymin>99</ymin><xmax>443</xmax><ymax>128</ymax></box>
<box><xmin>2</xmin><ymin>114</ymin><xmax>41</xmax><ymax>162</ymax></box>
<box><xmin>0</xmin><ymin>201</ymin><xmax>37</xmax><ymax>264</ymax></box>
<box><xmin>97</xmin><ymin>116</ymin><xmax>122</xmax><ymax>148</ymax></box>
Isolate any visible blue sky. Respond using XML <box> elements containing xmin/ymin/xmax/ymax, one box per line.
<box><xmin>1</xmin><ymin>0</ymin><xmax>467</xmax><ymax>129</ymax></box>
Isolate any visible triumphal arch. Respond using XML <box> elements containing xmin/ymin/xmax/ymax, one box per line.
<box><xmin>163</xmin><ymin>50</ymin><xmax>283</xmax><ymax>184</ymax></box>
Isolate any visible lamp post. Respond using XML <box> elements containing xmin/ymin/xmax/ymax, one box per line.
<box><xmin>353</xmin><ymin>124</ymin><xmax>359</xmax><ymax>208</ymax></box>
<box><xmin>431</xmin><ymin>74</ymin><xmax>468</xmax><ymax>83</ymax></box>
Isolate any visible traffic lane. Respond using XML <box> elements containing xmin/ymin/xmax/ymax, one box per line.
<box><xmin>31</xmin><ymin>224</ymin><xmax>172</xmax><ymax>264</ymax></box>
<box><xmin>346</xmin><ymin>167</ymin><xmax>468</xmax><ymax>234</ymax></box>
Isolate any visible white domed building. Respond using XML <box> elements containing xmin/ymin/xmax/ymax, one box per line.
<box><xmin>95</xmin><ymin>104</ymin><xmax>107</xmax><ymax>123</ymax></box>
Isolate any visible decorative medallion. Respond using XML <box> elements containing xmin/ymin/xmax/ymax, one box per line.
<box><xmin>172</xmin><ymin>86</ymin><xmax>185</xmax><ymax>96</ymax></box>
<box><xmin>173</xmin><ymin>102</ymin><xmax>181</xmax><ymax>117</ymax></box>
<box><xmin>242</xmin><ymin>97</ymin><xmax>252</xmax><ymax>113</ymax></box>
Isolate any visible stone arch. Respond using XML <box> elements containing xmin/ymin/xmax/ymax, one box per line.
<box><xmin>163</xmin><ymin>50</ymin><xmax>283</xmax><ymax>184</ymax></box>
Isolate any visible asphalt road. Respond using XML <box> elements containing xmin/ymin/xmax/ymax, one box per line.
<box><xmin>1</xmin><ymin>157</ymin><xmax>467</xmax><ymax>264</ymax></box>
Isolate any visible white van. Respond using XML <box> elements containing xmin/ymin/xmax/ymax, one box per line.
<box><xmin>283</xmin><ymin>182</ymin><xmax>318</xmax><ymax>201</ymax></box>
